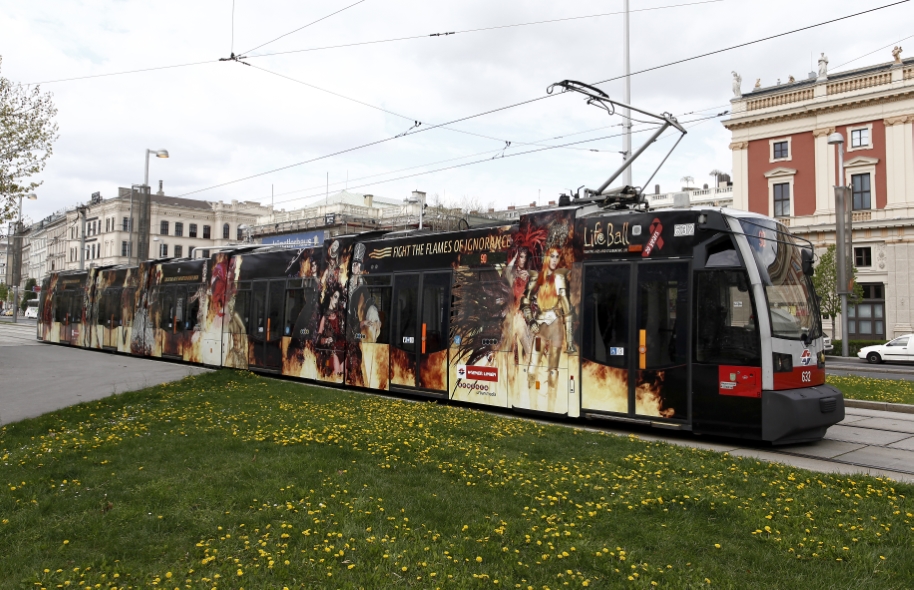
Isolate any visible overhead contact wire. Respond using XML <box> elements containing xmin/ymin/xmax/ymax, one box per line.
<box><xmin>178</xmin><ymin>1</ymin><xmax>907</xmax><ymax>197</ymax></box>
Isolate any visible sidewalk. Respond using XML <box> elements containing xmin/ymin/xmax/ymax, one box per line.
<box><xmin>0</xmin><ymin>323</ymin><xmax>209</xmax><ymax>425</ymax></box>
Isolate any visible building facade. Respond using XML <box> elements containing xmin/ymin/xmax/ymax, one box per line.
<box><xmin>725</xmin><ymin>52</ymin><xmax>914</xmax><ymax>340</ymax></box>
<box><xmin>59</xmin><ymin>187</ymin><xmax>271</xmax><ymax>270</ymax></box>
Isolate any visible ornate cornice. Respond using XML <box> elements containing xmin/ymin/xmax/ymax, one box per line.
<box><xmin>884</xmin><ymin>115</ymin><xmax>914</xmax><ymax>126</ymax></box>
<box><xmin>722</xmin><ymin>88</ymin><xmax>914</xmax><ymax>131</ymax></box>
<box><xmin>764</xmin><ymin>167</ymin><xmax>797</xmax><ymax>178</ymax></box>
<box><xmin>729</xmin><ymin>141</ymin><xmax>749</xmax><ymax>150</ymax></box>
<box><xmin>845</xmin><ymin>155</ymin><xmax>880</xmax><ymax>167</ymax></box>
<box><xmin>812</xmin><ymin>127</ymin><xmax>835</xmax><ymax>137</ymax></box>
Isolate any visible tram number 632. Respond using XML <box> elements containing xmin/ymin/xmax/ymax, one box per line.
<box><xmin>801</xmin><ymin>371</ymin><xmax>812</xmax><ymax>383</ymax></box>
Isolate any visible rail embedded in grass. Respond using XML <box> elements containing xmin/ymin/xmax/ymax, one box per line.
<box><xmin>827</xmin><ymin>375</ymin><xmax>914</xmax><ymax>406</ymax></box>
<box><xmin>0</xmin><ymin>372</ymin><xmax>911</xmax><ymax>588</ymax></box>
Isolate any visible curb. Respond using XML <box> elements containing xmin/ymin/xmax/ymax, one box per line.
<box><xmin>845</xmin><ymin>399</ymin><xmax>914</xmax><ymax>414</ymax></box>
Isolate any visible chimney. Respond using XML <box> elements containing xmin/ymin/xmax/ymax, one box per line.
<box><xmin>488</xmin><ymin>208</ymin><xmax>495</xmax><ymax>213</ymax></box>
<box><xmin>157</xmin><ymin>180</ymin><xmax>164</xmax><ymax>196</ymax></box>
<box><xmin>364</xmin><ymin>194</ymin><xmax>374</xmax><ymax>208</ymax></box>
<box><xmin>507</xmin><ymin>205</ymin><xmax>515</xmax><ymax>210</ymax></box>
<box><xmin>529</xmin><ymin>202</ymin><xmax>536</xmax><ymax>207</ymax></box>
<box><xmin>548</xmin><ymin>200</ymin><xmax>556</xmax><ymax>206</ymax></box>
<box><xmin>654</xmin><ymin>184</ymin><xmax>660</xmax><ymax>195</ymax></box>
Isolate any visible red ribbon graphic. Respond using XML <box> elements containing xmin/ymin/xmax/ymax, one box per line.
<box><xmin>642</xmin><ymin>219</ymin><xmax>664</xmax><ymax>257</ymax></box>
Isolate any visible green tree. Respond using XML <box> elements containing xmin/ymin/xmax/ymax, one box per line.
<box><xmin>1</xmin><ymin>55</ymin><xmax>59</xmax><ymax>223</ymax></box>
<box><xmin>19</xmin><ymin>277</ymin><xmax>37</xmax><ymax>311</ymax></box>
<box><xmin>812</xmin><ymin>244</ymin><xmax>863</xmax><ymax>339</ymax></box>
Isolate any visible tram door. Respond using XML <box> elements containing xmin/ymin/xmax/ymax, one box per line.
<box><xmin>390</xmin><ymin>272</ymin><xmax>451</xmax><ymax>393</ymax></box>
<box><xmin>160</xmin><ymin>286</ymin><xmax>184</xmax><ymax>357</ymax></box>
<box><xmin>56</xmin><ymin>291</ymin><xmax>76</xmax><ymax>344</ymax></box>
<box><xmin>248</xmin><ymin>279</ymin><xmax>285</xmax><ymax>370</ymax></box>
<box><xmin>580</xmin><ymin>261</ymin><xmax>690</xmax><ymax>421</ymax></box>
<box><xmin>101</xmin><ymin>288</ymin><xmax>121</xmax><ymax>349</ymax></box>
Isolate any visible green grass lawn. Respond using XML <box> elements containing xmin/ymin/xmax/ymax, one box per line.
<box><xmin>1</xmin><ymin>371</ymin><xmax>912</xmax><ymax>589</ymax></box>
<box><xmin>827</xmin><ymin>375</ymin><xmax>914</xmax><ymax>405</ymax></box>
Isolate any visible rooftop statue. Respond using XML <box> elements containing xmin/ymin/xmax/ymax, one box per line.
<box><xmin>818</xmin><ymin>53</ymin><xmax>829</xmax><ymax>79</ymax></box>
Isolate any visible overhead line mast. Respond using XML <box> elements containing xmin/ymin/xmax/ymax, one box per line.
<box><xmin>622</xmin><ymin>0</ymin><xmax>632</xmax><ymax>187</ymax></box>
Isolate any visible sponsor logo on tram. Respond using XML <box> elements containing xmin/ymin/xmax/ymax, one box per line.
<box><xmin>582</xmin><ymin>221</ymin><xmax>630</xmax><ymax>249</ymax></box>
<box><xmin>800</xmin><ymin>349</ymin><xmax>811</xmax><ymax>366</ymax></box>
<box><xmin>457</xmin><ymin>365</ymin><xmax>498</xmax><ymax>382</ymax></box>
<box><xmin>642</xmin><ymin>218</ymin><xmax>665</xmax><ymax>258</ymax></box>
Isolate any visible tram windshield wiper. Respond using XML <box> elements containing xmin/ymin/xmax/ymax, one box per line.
<box><xmin>547</xmin><ymin>79</ymin><xmax>687</xmax><ymax>209</ymax></box>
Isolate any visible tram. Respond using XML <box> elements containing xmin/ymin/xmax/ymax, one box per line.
<box><xmin>37</xmin><ymin>203</ymin><xmax>843</xmax><ymax>444</ymax></box>
<box><xmin>36</xmin><ymin>83</ymin><xmax>843</xmax><ymax>444</ymax></box>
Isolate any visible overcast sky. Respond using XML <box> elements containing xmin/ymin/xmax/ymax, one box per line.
<box><xmin>3</xmin><ymin>0</ymin><xmax>911</xmax><ymax>222</ymax></box>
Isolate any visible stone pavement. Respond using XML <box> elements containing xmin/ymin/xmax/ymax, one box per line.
<box><xmin>0</xmin><ymin>322</ymin><xmax>209</xmax><ymax>425</ymax></box>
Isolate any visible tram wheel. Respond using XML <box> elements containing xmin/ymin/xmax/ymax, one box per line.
<box><xmin>866</xmin><ymin>352</ymin><xmax>882</xmax><ymax>364</ymax></box>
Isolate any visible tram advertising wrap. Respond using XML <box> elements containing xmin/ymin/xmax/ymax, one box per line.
<box><xmin>37</xmin><ymin>206</ymin><xmax>844</xmax><ymax>444</ymax></box>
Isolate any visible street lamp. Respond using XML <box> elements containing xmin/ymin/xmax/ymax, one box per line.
<box><xmin>130</xmin><ymin>149</ymin><xmax>169</xmax><ymax>265</ymax></box>
<box><xmin>11</xmin><ymin>193</ymin><xmax>37</xmax><ymax>324</ymax></box>
<box><xmin>144</xmin><ymin>149</ymin><xmax>169</xmax><ymax>188</ymax></box>
<box><xmin>827</xmin><ymin>132</ymin><xmax>851</xmax><ymax>357</ymax></box>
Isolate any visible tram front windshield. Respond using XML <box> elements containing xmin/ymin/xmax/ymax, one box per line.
<box><xmin>740</xmin><ymin>219</ymin><xmax>821</xmax><ymax>341</ymax></box>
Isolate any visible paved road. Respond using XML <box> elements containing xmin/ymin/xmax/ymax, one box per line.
<box><xmin>0</xmin><ymin>322</ymin><xmax>209</xmax><ymax>425</ymax></box>
<box><xmin>2</xmin><ymin>322</ymin><xmax>913</xmax><ymax>482</ymax></box>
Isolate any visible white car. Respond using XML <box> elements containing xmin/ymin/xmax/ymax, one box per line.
<box><xmin>857</xmin><ymin>334</ymin><xmax>914</xmax><ymax>364</ymax></box>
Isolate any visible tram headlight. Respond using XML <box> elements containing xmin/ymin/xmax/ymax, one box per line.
<box><xmin>773</xmin><ymin>352</ymin><xmax>793</xmax><ymax>373</ymax></box>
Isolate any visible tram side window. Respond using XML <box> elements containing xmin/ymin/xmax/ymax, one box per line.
<box><xmin>231</xmin><ymin>290</ymin><xmax>251</xmax><ymax>334</ymax></box>
<box><xmin>284</xmin><ymin>288</ymin><xmax>304</xmax><ymax>336</ymax></box>
<box><xmin>186</xmin><ymin>287</ymin><xmax>201</xmax><ymax>330</ymax></box>
<box><xmin>705</xmin><ymin>236</ymin><xmax>741</xmax><ymax>267</ymax></box>
<box><xmin>582</xmin><ymin>266</ymin><xmax>629</xmax><ymax>369</ymax></box>
<box><xmin>54</xmin><ymin>294</ymin><xmax>67</xmax><ymax>323</ymax></box>
<box><xmin>695</xmin><ymin>271</ymin><xmax>761</xmax><ymax>365</ymax></box>
<box><xmin>122</xmin><ymin>288</ymin><xmax>136</xmax><ymax>326</ymax></box>
<box><xmin>98</xmin><ymin>289</ymin><xmax>121</xmax><ymax>326</ymax></box>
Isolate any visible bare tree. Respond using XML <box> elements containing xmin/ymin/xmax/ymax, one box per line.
<box><xmin>680</xmin><ymin>176</ymin><xmax>695</xmax><ymax>188</ymax></box>
<box><xmin>709</xmin><ymin>169</ymin><xmax>725</xmax><ymax>188</ymax></box>
<box><xmin>1</xmin><ymin>56</ymin><xmax>59</xmax><ymax>222</ymax></box>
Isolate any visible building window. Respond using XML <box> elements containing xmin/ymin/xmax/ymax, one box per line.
<box><xmin>854</xmin><ymin>247</ymin><xmax>872</xmax><ymax>267</ymax></box>
<box><xmin>123</xmin><ymin>217</ymin><xmax>130</xmax><ymax>231</ymax></box>
<box><xmin>160</xmin><ymin>243</ymin><xmax>168</xmax><ymax>257</ymax></box>
<box><xmin>848</xmin><ymin>284</ymin><xmax>885</xmax><ymax>340</ymax></box>
<box><xmin>223</xmin><ymin>223</ymin><xmax>230</xmax><ymax>239</ymax></box>
<box><xmin>188</xmin><ymin>247</ymin><xmax>195</xmax><ymax>258</ymax></box>
<box><xmin>121</xmin><ymin>241</ymin><xmax>131</xmax><ymax>257</ymax></box>
<box><xmin>203</xmin><ymin>225</ymin><xmax>211</xmax><ymax>239</ymax></box>
<box><xmin>773</xmin><ymin>183</ymin><xmax>790</xmax><ymax>217</ymax></box>
<box><xmin>773</xmin><ymin>141</ymin><xmax>789</xmax><ymax>160</ymax></box>
<box><xmin>174</xmin><ymin>222</ymin><xmax>184</xmax><ymax>237</ymax></box>
<box><xmin>174</xmin><ymin>245</ymin><xmax>183</xmax><ymax>258</ymax></box>
<box><xmin>201</xmin><ymin>249</ymin><xmax>210</xmax><ymax>259</ymax></box>
<box><xmin>852</xmin><ymin>173</ymin><xmax>871</xmax><ymax>210</ymax></box>
<box><xmin>189</xmin><ymin>223</ymin><xmax>198</xmax><ymax>238</ymax></box>
<box><xmin>237</xmin><ymin>226</ymin><xmax>244</xmax><ymax>241</ymax></box>
<box><xmin>160</xmin><ymin>220</ymin><xmax>169</xmax><ymax>235</ymax></box>
<box><xmin>851</xmin><ymin>128</ymin><xmax>870</xmax><ymax>149</ymax></box>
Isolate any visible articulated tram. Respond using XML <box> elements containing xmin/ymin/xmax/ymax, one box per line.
<box><xmin>37</xmin><ymin>205</ymin><xmax>843</xmax><ymax>444</ymax></box>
